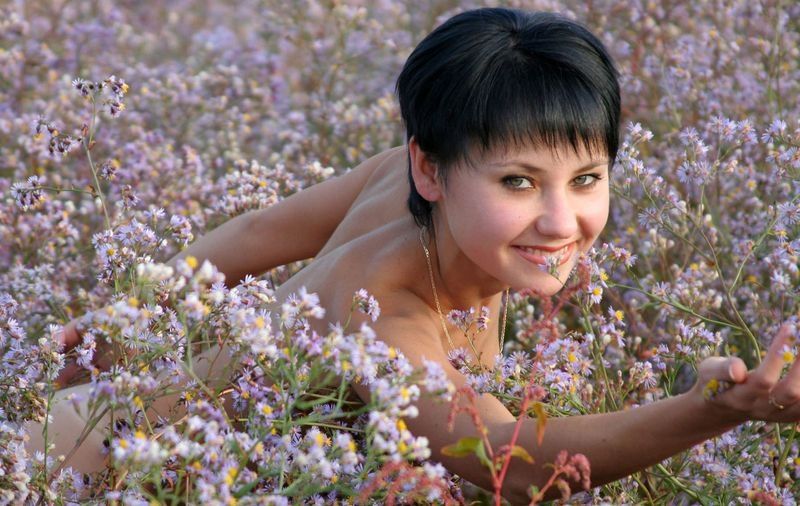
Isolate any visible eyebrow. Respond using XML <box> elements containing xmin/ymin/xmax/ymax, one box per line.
<box><xmin>491</xmin><ymin>159</ymin><xmax>610</xmax><ymax>175</ymax></box>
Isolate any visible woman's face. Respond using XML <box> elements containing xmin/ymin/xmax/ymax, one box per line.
<box><xmin>438</xmin><ymin>143</ymin><xmax>610</xmax><ymax>295</ymax></box>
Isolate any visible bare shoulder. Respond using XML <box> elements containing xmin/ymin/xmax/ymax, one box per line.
<box><xmin>346</xmin><ymin>289</ymin><xmax>449</xmax><ymax>374</ymax></box>
<box><xmin>350</xmin><ymin>289</ymin><xmax>498</xmax><ymax>410</ymax></box>
<box><xmin>248</xmin><ymin>146</ymin><xmax>407</xmax><ymax>266</ymax></box>
<box><xmin>372</xmin><ymin>292</ymin><xmax>445</xmax><ymax>358</ymax></box>
<box><xmin>347</xmin><ymin>291</ymin><xmax>518</xmax><ymax>495</ymax></box>
<box><xmin>315</xmin><ymin>147</ymin><xmax>409</xmax><ymax>258</ymax></box>
<box><xmin>359</xmin><ymin>144</ymin><xmax>407</xmax><ymax>184</ymax></box>
<box><xmin>293</xmin><ymin>144</ymin><xmax>405</xmax><ymax>207</ymax></box>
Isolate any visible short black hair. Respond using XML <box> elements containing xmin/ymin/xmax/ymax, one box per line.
<box><xmin>396</xmin><ymin>8</ymin><xmax>621</xmax><ymax>229</ymax></box>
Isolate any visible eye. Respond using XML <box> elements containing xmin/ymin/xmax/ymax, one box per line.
<box><xmin>503</xmin><ymin>176</ymin><xmax>533</xmax><ymax>190</ymax></box>
<box><xmin>572</xmin><ymin>174</ymin><xmax>603</xmax><ymax>188</ymax></box>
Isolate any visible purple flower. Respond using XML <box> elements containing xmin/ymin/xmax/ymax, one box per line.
<box><xmin>446</xmin><ymin>305</ymin><xmax>490</xmax><ymax>335</ymax></box>
<box><xmin>10</xmin><ymin>176</ymin><xmax>45</xmax><ymax>211</ymax></box>
<box><xmin>353</xmin><ymin>288</ymin><xmax>380</xmax><ymax>322</ymax></box>
<box><xmin>169</xmin><ymin>214</ymin><xmax>195</xmax><ymax>246</ymax></box>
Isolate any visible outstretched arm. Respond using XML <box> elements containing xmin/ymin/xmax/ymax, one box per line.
<box><xmin>367</xmin><ymin>317</ymin><xmax>798</xmax><ymax>505</ymax></box>
<box><xmin>54</xmin><ymin>147</ymin><xmax>404</xmax><ymax>381</ymax></box>
<box><xmin>168</xmin><ymin>147</ymin><xmax>403</xmax><ymax>287</ymax></box>
<box><xmin>506</xmin><ymin>325</ymin><xmax>798</xmax><ymax>501</ymax></box>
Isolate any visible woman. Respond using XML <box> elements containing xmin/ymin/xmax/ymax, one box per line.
<box><xmin>32</xmin><ymin>8</ymin><xmax>799</xmax><ymax>503</ymax></box>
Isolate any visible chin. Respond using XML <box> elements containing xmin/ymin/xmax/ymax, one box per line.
<box><xmin>527</xmin><ymin>278</ymin><xmax>567</xmax><ymax>296</ymax></box>
<box><xmin>511</xmin><ymin>264</ymin><xmax>576</xmax><ymax>296</ymax></box>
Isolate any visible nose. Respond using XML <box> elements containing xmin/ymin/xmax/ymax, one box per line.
<box><xmin>534</xmin><ymin>189</ymin><xmax>579</xmax><ymax>239</ymax></box>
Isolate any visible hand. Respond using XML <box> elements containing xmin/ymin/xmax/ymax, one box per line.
<box><xmin>693</xmin><ymin>324</ymin><xmax>799</xmax><ymax>423</ymax></box>
<box><xmin>53</xmin><ymin>315</ymin><xmax>114</xmax><ymax>387</ymax></box>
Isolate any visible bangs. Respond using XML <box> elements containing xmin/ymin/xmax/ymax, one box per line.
<box><xmin>466</xmin><ymin>58</ymin><xmax>615</xmax><ymax>165</ymax></box>
<box><xmin>445</xmin><ymin>41</ymin><xmax>619</xmax><ymax>170</ymax></box>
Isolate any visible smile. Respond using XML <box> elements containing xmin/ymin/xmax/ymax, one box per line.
<box><xmin>512</xmin><ymin>242</ymin><xmax>575</xmax><ymax>266</ymax></box>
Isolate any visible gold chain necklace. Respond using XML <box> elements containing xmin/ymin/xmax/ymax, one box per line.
<box><xmin>419</xmin><ymin>227</ymin><xmax>510</xmax><ymax>354</ymax></box>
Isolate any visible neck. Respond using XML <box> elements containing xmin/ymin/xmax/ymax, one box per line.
<box><xmin>419</xmin><ymin>224</ymin><xmax>506</xmax><ymax>312</ymax></box>
<box><xmin>418</xmin><ymin>224</ymin><xmax>510</xmax><ymax>356</ymax></box>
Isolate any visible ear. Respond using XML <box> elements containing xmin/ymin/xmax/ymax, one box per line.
<box><xmin>408</xmin><ymin>136</ymin><xmax>443</xmax><ymax>202</ymax></box>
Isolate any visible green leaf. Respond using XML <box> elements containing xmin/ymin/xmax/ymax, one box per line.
<box><xmin>441</xmin><ymin>436</ymin><xmax>482</xmax><ymax>458</ymax></box>
<box><xmin>532</xmin><ymin>401</ymin><xmax>548</xmax><ymax>445</ymax></box>
<box><xmin>509</xmin><ymin>444</ymin><xmax>534</xmax><ymax>464</ymax></box>
<box><xmin>474</xmin><ymin>438</ymin><xmax>492</xmax><ymax>469</ymax></box>
<box><xmin>442</xmin><ymin>436</ymin><xmax>494</xmax><ymax>470</ymax></box>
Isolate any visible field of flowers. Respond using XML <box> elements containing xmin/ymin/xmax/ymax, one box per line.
<box><xmin>2</xmin><ymin>0</ymin><xmax>800</xmax><ymax>503</ymax></box>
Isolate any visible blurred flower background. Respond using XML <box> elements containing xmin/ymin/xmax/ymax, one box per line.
<box><xmin>1</xmin><ymin>0</ymin><xmax>799</xmax><ymax>503</ymax></box>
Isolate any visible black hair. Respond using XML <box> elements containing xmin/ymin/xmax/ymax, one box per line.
<box><xmin>396</xmin><ymin>8</ymin><xmax>621</xmax><ymax>229</ymax></box>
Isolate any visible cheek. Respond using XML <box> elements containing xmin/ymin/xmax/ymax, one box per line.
<box><xmin>462</xmin><ymin>193</ymin><xmax>524</xmax><ymax>239</ymax></box>
<box><xmin>582</xmin><ymin>195</ymin><xmax>610</xmax><ymax>241</ymax></box>
<box><xmin>447</xmin><ymin>186</ymin><xmax>519</xmax><ymax>248</ymax></box>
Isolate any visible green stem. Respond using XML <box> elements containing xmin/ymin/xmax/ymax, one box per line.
<box><xmin>680</xmin><ymin>208</ymin><xmax>762</xmax><ymax>361</ymax></box>
<box><xmin>776</xmin><ymin>423</ymin><xmax>797</xmax><ymax>487</ymax></box>
<box><xmin>728</xmin><ymin>207</ymin><xmax>784</xmax><ymax>294</ymax></box>
<box><xmin>83</xmin><ymin>131</ymin><xmax>111</xmax><ymax>233</ymax></box>
<box><xmin>654</xmin><ymin>463</ymin><xmax>705</xmax><ymax>504</ymax></box>
<box><xmin>36</xmin><ymin>185</ymin><xmax>97</xmax><ymax>196</ymax></box>
<box><xmin>294</xmin><ymin>421</ymin><xmax>366</xmax><ymax>433</ymax></box>
<box><xmin>632</xmin><ymin>471</ymin><xmax>656</xmax><ymax>503</ymax></box>
<box><xmin>611</xmin><ymin>187</ymin><xmax>715</xmax><ymax>265</ymax></box>
<box><xmin>40</xmin><ymin>384</ymin><xmax>55</xmax><ymax>497</ymax></box>
<box><xmin>580</xmin><ymin>304</ymin><xmax>618</xmax><ymax>412</ymax></box>
<box><xmin>609</xmin><ymin>282</ymin><xmax>741</xmax><ymax>331</ymax></box>
<box><xmin>45</xmin><ymin>397</ymin><xmax>113</xmax><ymax>482</ymax></box>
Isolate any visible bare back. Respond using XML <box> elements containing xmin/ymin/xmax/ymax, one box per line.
<box><xmin>272</xmin><ymin>146</ymin><xmax>502</xmax><ymax>370</ymax></box>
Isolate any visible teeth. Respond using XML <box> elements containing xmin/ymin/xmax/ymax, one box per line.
<box><xmin>520</xmin><ymin>244</ymin><xmax>571</xmax><ymax>258</ymax></box>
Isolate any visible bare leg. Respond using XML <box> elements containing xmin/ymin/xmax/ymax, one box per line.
<box><xmin>24</xmin><ymin>343</ymin><xmax>236</xmax><ymax>476</ymax></box>
<box><xmin>24</xmin><ymin>383</ymin><xmax>111</xmax><ymax>475</ymax></box>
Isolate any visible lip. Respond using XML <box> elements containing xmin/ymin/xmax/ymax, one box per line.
<box><xmin>512</xmin><ymin>242</ymin><xmax>576</xmax><ymax>266</ymax></box>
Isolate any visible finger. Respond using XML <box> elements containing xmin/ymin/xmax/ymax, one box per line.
<box><xmin>55</xmin><ymin>362</ymin><xmax>82</xmax><ymax>388</ymax></box>
<box><xmin>699</xmin><ymin>356</ymin><xmax>746</xmax><ymax>383</ymax></box>
<box><xmin>58</xmin><ymin>319</ymin><xmax>83</xmax><ymax>351</ymax></box>
<box><xmin>752</xmin><ymin>324</ymin><xmax>794</xmax><ymax>386</ymax></box>
<box><xmin>782</xmin><ymin>343</ymin><xmax>800</xmax><ymax>379</ymax></box>
<box><xmin>728</xmin><ymin>357</ymin><xmax>748</xmax><ymax>383</ymax></box>
<box><xmin>772</xmin><ymin>342</ymin><xmax>800</xmax><ymax>405</ymax></box>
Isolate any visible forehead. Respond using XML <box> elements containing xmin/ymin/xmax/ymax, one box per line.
<box><xmin>467</xmin><ymin>141</ymin><xmax>609</xmax><ymax>172</ymax></box>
